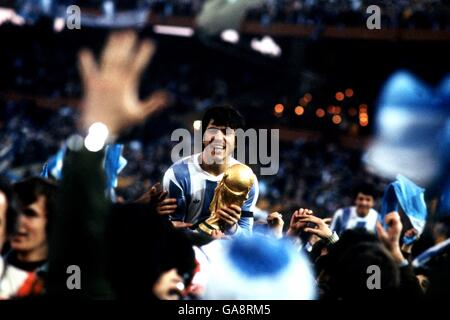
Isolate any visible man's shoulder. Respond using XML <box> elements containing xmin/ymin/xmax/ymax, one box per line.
<box><xmin>333</xmin><ymin>207</ymin><xmax>346</xmax><ymax>216</ymax></box>
<box><xmin>165</xmin><ymin>154</ymin><xmax>196</xmax><ymax>172</ymax></box>
<box><xmin>368</xmin><ymin>208</ymin><xmax>379</xmax><ymax>217</ymax></box>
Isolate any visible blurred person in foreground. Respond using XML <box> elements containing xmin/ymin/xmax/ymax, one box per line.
<box><xmin>5</xmin><ymin>178</ymin><xmax>57</xmax><ymax>275</ymax></box>
<box><xmin>364</xmin><ymin>71</ymin><xmax>450</xmax><ymax>297</ymax></box>
<box><xmin>192</xmin><ymin>234</ymin><xmax>316</xmax><ymax>300</ymax></box>
<box><xmin>45</xmin><ymin>31</ymin><xmax>196</xmax><ymax>300</ymax></box>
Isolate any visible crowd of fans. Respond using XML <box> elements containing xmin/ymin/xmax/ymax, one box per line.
<box><xmin>245</xmin><ymin>0</ymin><xmax>448</xmax><ymax>29</ymax></box>
<box><xmin>0</xmin><ymin>97</ymin><xmax>385</xmax><ymax>219</ymax></box>
<box><xmin>0</xmin><ymin>17</ymin><xmax>386</xmax><ymax>216</ymax></box>
<box><xmin>10</xmin><ymin>0</ymin><xmax>450</xmax><ymax>30</ymax></box>
<box><xmin>124</xmin><ymin>0</ymin><xmax>450</xmax><ymax>30</ymax></box>
<box><xmin>0</xmin><ymin>13</ymin><xmax>449</xmax><ymax>302</ymax></box>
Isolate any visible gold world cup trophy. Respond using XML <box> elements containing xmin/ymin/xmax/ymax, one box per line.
<box><xmin>197</xmin><ymin>163</ymin><xmax>255</xmax><ymax>236</ymax></box>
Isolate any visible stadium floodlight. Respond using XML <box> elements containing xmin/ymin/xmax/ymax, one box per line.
<box><xmin>250</xmin><ymin>36</ymin><xmax>282</xmax><ymax>57</ymax></box>
<box><xmin>153</xmin><ymin>25</ymin><xmax>195</xmax><ymax>37</ymax></box>
<box><xmin>84</xmin><ymin>122</ymin><xmax>110</xmax><ymax>153</ymax></box>
<box><xmin>221</xmin><ymin>29</ymin><xmax>240</xmax><ymax>43</ymax></box>
<box><xmin>196</xmin><ymin>0</ymin><xmax>265</xmax><ymax>36</ymax></box>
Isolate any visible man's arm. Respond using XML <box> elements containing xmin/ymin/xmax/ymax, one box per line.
<box><xmin>235</xmin><ymin>174</ymin><xmax>259</xmax><ymax>235</ymax></box>
<box><xmin>229</xmin><ymin>215</ymin><xmax>253</xmax><ymax>237</ymax></box>
<box><xmin>329</xmin><ymin>209</ymin><xmax>342</xmax><ymax>234</ymax></box>
<box><xmin>47</xmin><ymin>145</ymin><xmax>113</xmax><ymax>298</ymax></box>
<box><xmin>162</xmin><ymin>168</ymin><xmax>187</xmax><ymax>222</ymax></box>
<box><xmin>78</xmin><ymin>31</ymin><xmax>167</xmax><ymax>135</ymax></box>
<box><xmin>47</xmin><ymin>31</ymin><xmax>167</xmax><ymax>298</ymax></box>
<box><xmin>221</xmin><ymin>175</ymin><xmax>259</xmax><ymax>236</ymax></box>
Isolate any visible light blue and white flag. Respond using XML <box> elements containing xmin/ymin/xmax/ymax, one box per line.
<box><xmin>41</xmin><ymin>143</ymin><xmax>127</xmax><ymax>201</ymax></box>
<box><xmin>104</xmin><ymin>144</ymin><xmax>128</xmax><ymax>200</ymax></box>
<box><xmin>380</xmin><ymin>174</ymin><xmax>427</xmax><ymax>245</ymax></box>
<box><xmin>412</xmin><ymin>238</ymin><xmax>450</xmax><ymax>269</ymax></box>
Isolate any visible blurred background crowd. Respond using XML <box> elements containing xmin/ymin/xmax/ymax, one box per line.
<box><xmin>11</xmin><ymin>0</ymin><xmax>450</xmax><ymax>29</ymax></box>
<box><xmin>0</xmin><ymin>0</ymin><xmax>449</xmax><ymax>301</ymax></box>
<box><xmin>4</xmin><ymin>0</ymin><xmax>448</xmax><ymax>216</ymax></box>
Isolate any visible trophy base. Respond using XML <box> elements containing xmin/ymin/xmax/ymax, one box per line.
<box><xmin>197</xmin><ymin>220</ymin><xmax>220</xmax><ymax>236</ymax></box>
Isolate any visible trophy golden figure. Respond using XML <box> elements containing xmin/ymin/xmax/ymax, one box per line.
<box><xmin>197</xmin><ymin>163</ymin><xmax>255</xmax><ymax>236</ymax></box>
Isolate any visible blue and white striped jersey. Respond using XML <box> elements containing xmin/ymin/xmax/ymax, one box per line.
<box><xmin>330</xmin><ymin>206</ymin><xmax>379</xmax><ymax>236</ymax></box>
<box><xmin>163</xmin><ymin>153</ymin><xmax>259</xmax><ymax>235</ymax></box>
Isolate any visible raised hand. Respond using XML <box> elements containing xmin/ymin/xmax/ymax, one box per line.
<box><xmin>267</xmin><ymin>212</ymin><xmax>284</xmax><ymax>239</ymax></box>
<box><xmin>298</xmin><ymin>214</ymin><xmax>333</xmax><ymax>239</ymax></box>
<box><xmin>286</xmin><ymin>208</ymin><xmax>313</xmax><ymax>237</ymax></box>
<box><xmin>376</xmin><ymin>211</ymin><xmax>405</xmax><ymax>263</ymax></box>
<box><xmin>78</xmin><ymin>31</ymin><xmax>168</xmax><ymax>135</ymax></box>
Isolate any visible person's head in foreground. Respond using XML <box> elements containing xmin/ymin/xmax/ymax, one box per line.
<box><xmin>9</xmin><ymin>177</ymin><xmax>57</xmax><ymax>270</ymax></box>
<box><xmin>318</xmin><ymin>229</ymin><xmax>400</xmax><ymax>300</ymax></box>
<box><xmin>200</xmin><ymin>234</ymin><xmax>316</xmax><ymax>300</ymax></box>
<box><xmin>0</xmin><ymin>177</ymin><xmax>15</xmax><ymax>253</ymax></box>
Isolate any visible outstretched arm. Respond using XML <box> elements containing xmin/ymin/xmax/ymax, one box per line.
<box><xmin>78</xmin><ymin>31</ymin><xmax>167</xmax><ymax>136</ymax></box>
<box><xmin>48</xmin><ymin>31</ymin><xmax>167</xmax><ymax>298</ymax></box>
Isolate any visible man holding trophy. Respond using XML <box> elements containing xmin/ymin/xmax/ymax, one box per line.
<box><xmin>162</xmin><ymin>106</ymin><xmax>259</xmax><ymax>239</ymax></box>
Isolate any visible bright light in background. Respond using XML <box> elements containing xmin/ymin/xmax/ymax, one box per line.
<box><xmin>327</xmin><ymin>105</ymin><xmax>341</xmax><ymax>114</ymax></box>
<box><xmin>175</xmin><ymin>282</ymin><xmax>185</xmax><ymax>291</ymax></box>
<box><xmin>251</xmin><ymin>36</ymin><xmax>282</xmax><ymax>57</ymax></box>
<box><xmin>316</xmin><ymin>108</ymin><xmax>325</xmax><ymax>118</ymax></box>
<box><xmin>359</xmin><ymin>104</ymin><xmax>369</xmax><ymax>127</ymax></box>
<box><xmin>327</xmin><ymin>105</ymin><xmax>334</xmax><ymax>114</ymax></box>
<box><xmin>295</xmin><ymin>106</ymin><xmax>304</xmax><ymax>115</ymax></box>
<box><xmin>274</xmin><ymin>103</ymin><xmax>284</xmax><ymax>114</ymax></box>
<box><xmin>303</xmin><ymin>93</ymin><xmax>312</xmax><ymax>103</ymax></box>
<box><xmin>350</xmin><ymin>0</ymin><xmax>363</xmax><ymax>10</ymax></box>
<box><xmin>84</xmin><ymin>122</ymin><xmax>109</xmax><ymax>152</ymax></box>
<box><xmin>360</xmin><ymin>118</ymin><xmax>369</xmax><ymax>127</ymax></box>
<box><xmin>153</xmin><ymin>25</ymin><xmax>195</xmax><ymax>37</ymax></box>
<box><xmin>332</xmin><ymin>115</ymin><xmax>342</xmax><ymax>124</ymax></box>
<box><xmin>53</xmin><ymin>17</ymin><xmax>65</xmax><ymax>32</ymax></box>
<box><xmin>335</xmin><ymin>91</ymin><xmax>345</xmax><ymax>101</ymax></box>
<box><xmin>193</xmin><ymin>120</ymin><xmax>202</xmax><ymax>130</ymax></box>
<box><xmin>103</xmin><ymin>0</ymin><xmax>115</xmax><ymax>20</ymax></box>
<box><xmin>345</xmin><ymin>88</ymin><xmax>354</xmax><ymax>98</ymax></box>
<box><xmin>221</xmin><ymin>29</ymin><xmax>240</xmax><ymax>43</ymax></box>
<box><xmin>299</xmin><ymin>93</ymin><xmax>312</xmax><ymax>106</ymax></box>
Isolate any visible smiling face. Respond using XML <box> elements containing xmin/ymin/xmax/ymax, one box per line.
<box><xmin>10</xmin><ymin>195</ymin><xmax>48</xmax><ymax>260</ymax></box>
<box><xmin>202</xmin><ymin>120</ymin><xmax>236</xmax><ymax>165</ymax></box>
<box><xmin>355</xmin><ymin>192</ymin><xmax>374</xmax><ymax>217</ymax></box>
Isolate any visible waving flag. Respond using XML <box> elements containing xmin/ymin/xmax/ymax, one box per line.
<box><xmin>380</xmin><ymin>174</ymin><xmax>427</xmax><ymax>245</ymax></box>
<box><xmin>41</xmin><ymin>143</ymin><xmax>127</xmax><ymax>201</ymax></box>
